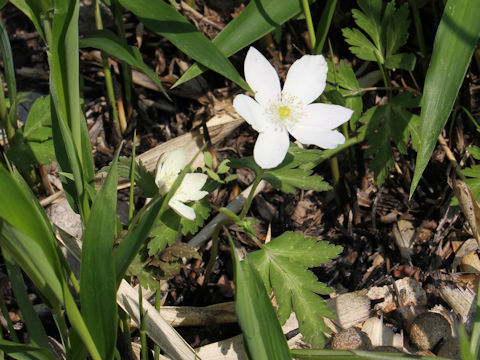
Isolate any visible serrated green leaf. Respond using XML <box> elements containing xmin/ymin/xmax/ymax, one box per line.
<box><xmin>247</xmin><ymin>232</ymin><xmax>341</xmax><ymax>347</ymax></box>
<box><xmin>468</xmin><ymin>146</ymin><xmax>480</xmax><ymax>160</ymax></box>
<box><xmin>352</xmin><ymin>0</ymin><xmax>382</xmax><ymax>50</ymax></box>
<box><xmin>264</xmin><ymin>169</ymin><xmax>331</xmax><ymax>194</ymax></box>
<box><xmin>342</xmin><ymin>27</ymin><xmax>379</xmax><ymax>62</ymax></box>
<box><xmin>229</xmin><ymin>236</ymin><xmax>291</xmax><ymax>360</ymax></box>
<box><xmin>360</xmin><ymin>92</ymin><xmax>420</xmax><ymax>185</ymax></box>
<box><xmin>180</xmin><ymin>197</ymin><xmax>210</xmax><ymax>235</ymax></box>
<box><xmin>384</xmin><ymin>52</ymin><xmax>416</xmax><ymax>71</ymax></box>
<box><xmin>326</xmin><ymin>60</ymin><xmax>363</xmax><ymax>129</ymax></box>
<box><xmin>159</xmin><ymin>242</ymin><xmax>199</xmax><ymax>262</ymax></box>
<box><xmin>343</xmin><ymin>0</ymin><xmax>414</xmax><ymax>70</ymax></box>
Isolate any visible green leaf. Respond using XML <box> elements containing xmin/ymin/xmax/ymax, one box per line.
<box><xmin>410</xmin><ymin>0</ymin><xmax>480</xmax><ymax>197</ymax></box>
<box><xmin>80</xmin><ymin>149</ymin><xmax>120</xmax><ymax>360</ymax></box>
<box><xmin>180</xmin><ymin>197</ymin><xmax>211</xmax><ymax>235</ymax></box>
<box><xmin>99</xmin><ymin>157</ymin><xmax>157</xmax><ymax>197</ymax></box>
<box><xmin>118</xmin><ymin>0</ymin><xmax>249</xmax><ymax>91</ymax></box>
<box><xmin>247</xmin><ymin>232</ymin><xmax>342</xmax><ymax>347</ymax></box>
<box><xmin>360</xmin><ymin>92</ymin><xmax>420</xmax><ymax>186</ymax></box>
<box><xmin>468</xmin><ymin>146</ymin><xmax>480</xmax><ymax>160</ymax></box>
<box><xmin>326</xmin><ymin>59</ymin><xmax>363</xmax><ymax>129</ymax></box>
<box><xmin>50</xmin><ymin>0</ymin><xmax>95</xmax><ymax>218</ymax></box>
<box><xmin>175</xmin><ymin>0</ymin><xmax>316</xmax><ymax>87</ymax></box>
<box><xmin>227</xmin><ymin>234</ymin><xmax>291</xmax><ymax>360</ymax></box>
<box><xmin>342</xmin><ymin>0</ymin><xmax>415</xmax><ymax>71</ymax></box>
<box><xmin>79</xmin><ymin>29</ymin><xmax>167</xmax><ymax>98</ymax></box>
<box><xmin>0</xmin><ymin>339</ymin><xmax>56</xmax><ymax>360</ymax></box>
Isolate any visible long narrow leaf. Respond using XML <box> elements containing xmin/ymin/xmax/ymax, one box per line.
<box><xmin>4</xmin><ymin>253</ymin><xmax>49</xmax><ymax>349</ymax></box>
<box><xmin>410</xmin><ymin>0</ymin><xmax>480</xmax><ymax>196</ymax></box>
<box><xmin>118</xmin><ymin>0</ymin><xmax>249</xmax><ymax>91</ymax></box>
<box><xmin>80</xmin><ymin>29</ymin><xmax>168</xmax><ymax>98</ymax></box>
<box><xmin>49</xmin><ymin>0</ymin><xmax>95</xmax><ymax>218</ymax></box>
<box><xmin>80</xmin><ymin>150</ymin><xmax>120</xmax><ymax>360</ymax></box>
<box><xmin>175</xmin><ymin>0</ymin><xmax>316</xmax><ymax>87</ymax></box>
<box><xmin>0</xmin><ymin>339</ymin><xmax>55</xmax><ymax>360</ymax></box>
<box><xmin>226</xmin><ymin>231</ymin><xmax>291</xmax><ymax>360</ymax></box>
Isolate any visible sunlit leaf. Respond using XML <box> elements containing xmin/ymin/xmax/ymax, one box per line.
<box><xmin>410</xmin><ymin>0</ymin><xmax>480</xmax><ymax>196</ymax></box>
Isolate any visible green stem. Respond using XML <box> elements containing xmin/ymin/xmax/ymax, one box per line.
<box><xmin>313</xmin><ymin>0</ymin><xmax>338</xmax><ymax>55</ymax></box>
<box><xmin>120</xmin><ymin>310</ymin><xmax>134</xmax><ymax>359</ymax></box>
<box><xmin>94</xmin><ymin>0</ymin><xmax>122</xmax><ymax>134</ymax></box>
<box><xmin>239</xmin><ymin>169</ymin><xmax>265</xmax><ymax>219</ymax></box>
<box><xmin>408</xmin><ymin>0</ymin><xmax>427</xmax><ymax>63</ymax></box>
<box><xmin>301</xmin><ymin>0</ymin><xmax>316</xmax><ymax>50</ymax></box>
<box><xmin>129</xmin><ymin>130</ymin><xmax>137</xmax><ymax>222</ymax></box>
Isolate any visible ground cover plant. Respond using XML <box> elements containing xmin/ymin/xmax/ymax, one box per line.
<box><xmin>0</xmin><ymin>0</ymin><xmax>480</xmax><ymax>359</ymax></box>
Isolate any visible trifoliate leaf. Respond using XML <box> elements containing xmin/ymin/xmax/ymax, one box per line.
<box><xmin>247</xmin><ymin>232</ymin><xmax>342</xmax><ymax>347</ymax></box>
<box><xmin>360</xmin><ymin>92</ymin><xmax>420</xmax><ymax>186</ymax></box>
<box><xmin>342</xmin><ymin>0</ymin><xmax>415</xmax><ymax>71</ymax></box>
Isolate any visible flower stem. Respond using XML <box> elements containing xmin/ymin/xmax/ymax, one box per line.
<box><xmin>239</xmin><ymin>169</ymin><xmax>265</xmax><ymax>220</ymax></box>
<box><xmin>301</xmin><ymin>0</ymin><xmax>316</xmax><ymax>50</ymax></box>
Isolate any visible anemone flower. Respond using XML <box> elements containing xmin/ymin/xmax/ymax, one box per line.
<box><xmin>155</xmin><ymin>148</ymin><xmax>208</xmax><ymax>221</ymax></box>
<box><xmin>233</xmin><ymin>47</ymin><xmax>353</xmax><ymax>169</ymax></box>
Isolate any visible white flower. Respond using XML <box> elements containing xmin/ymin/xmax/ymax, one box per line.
<box><xmin>233</xmin><ymin>47</ymin><xmax>354</xmax><ymax>169</ymax></box>
<box><xmin>155</xmin><ymin>148</ymin><xmax>208</xmax><ymax>221</ymax></box>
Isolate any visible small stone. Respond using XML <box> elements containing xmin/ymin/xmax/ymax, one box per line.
<box><xmin>409</xmin><ymin>312</ymin><xmax>451</xmax><ymax>350</ymax></box>
<box><xmin>331</xmin><ymin>328</ymin><xmax>372</xmax><ymax>350</ymax></box>
<box><xmin>438</xmin><ymin>337</ymin><xmax>461</xmax><ymax>360</ymax></box>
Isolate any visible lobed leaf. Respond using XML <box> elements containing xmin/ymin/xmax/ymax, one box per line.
<box><xmin>228</xmin><ymin>235</ymin><xmax>291</xmax><ymax>360</ymax></box>
<box><xmin>247</xmin><ymin>232</ymin><xmax>342</xmax><ymax>347</ymax></box>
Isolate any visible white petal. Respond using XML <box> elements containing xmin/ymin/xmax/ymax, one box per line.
<box><xmin>233</xmin><ymin>94</ymin><xmax>269</xmax><ymax>132</ymax></box>
<box><xmin>283</xmin><ymin>55</ymin><xmax>328</xmax><ymax>105</ymax></box>
<box><xmin>156</xmin><ymin>148</ymin><xmax>185</xmax><ymax>185</ymax></box>
<box><xmin>244</xmin><ymin>47</ymin><xmax>281</xmax><ymax>107</ymax></box>
<box><xmin>169</xmin><ymin>199</ymin><xmax>196</xmax><ymax>221</ymax></box>
<box><xmin>253</xmin><ymin>127</ymin><xmax>290</xmax><ymax>169</ymax></box>
<box><xmin>289</xmin><ymin>126</ymin><xmax>345</xmax><ymax>149</ymax></box>
<box><xmin>175</xmin><ymin>173</ymin><xmax>208</xmax><ymax>202</ymax></box>
<box><xmin>301</xmin><ymin>103</ymin><xmax>354</xmax><ymax>129</ymax></box>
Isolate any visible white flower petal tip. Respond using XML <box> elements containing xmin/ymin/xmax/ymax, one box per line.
<box><xmin>253</xmin><ymin>128</ymin><xmax>290</xmax><ymax>169</ymax></box>
<box><xmin>235</xmin><ymin>48</ymin><xmax>353</xmax><ymax>168</ymax></box>
<box><xmin>283</xmin><ymin>54</ymin><xmax>328</xmax><ymax>105</ymax></box>
<box><xmin>169</xmin><ymin>199</ymin><xmax>196</xmax><ymax>221</ymax></box>
<box><xmin>244</xmin><ymin>47</ymin><xmax>281</xmax><ymax>106</ymax></box>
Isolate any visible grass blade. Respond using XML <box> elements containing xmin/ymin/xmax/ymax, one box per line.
<box><xmin>226</xmin><ymin>229</ymin><xmax>291</xmax><ymax>360</ymax></box>
<box><xmin>410</xmin><ymin>0</ymin><xmax>480</xmax><ymax>196</ymax></box>
<box><xmin>119</xmin><ymin>0</ymin><xmax>249</xmax><ymax>90</ymax></box>
<box><xmin>79</xmin><ymin>29</ymin><xmax>168</xmax><ymax>98</ymax></box>
<box><xmin>80</xmin><ymin>149</ymin><xmax>121</xmax><ymax>360</ymax></box>
<box><xmin>175</xmin><ymin>0</ymin><xmax>315</xmax><ymax>87</ymax></box>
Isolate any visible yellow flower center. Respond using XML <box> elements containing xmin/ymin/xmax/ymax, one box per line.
<box><xmin>278</xmin><ymin>105</ymin><xmax>291</xmax><ymax>118</ymax></box>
